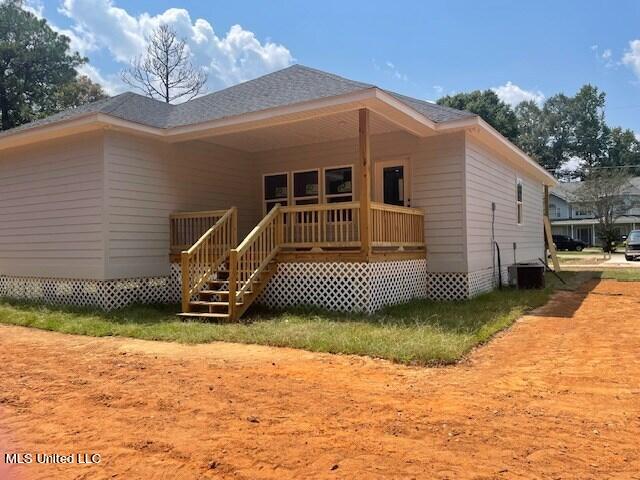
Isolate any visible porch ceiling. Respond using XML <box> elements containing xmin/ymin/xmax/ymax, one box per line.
<box><xmin>198</xmin><ymin>110</ymin><xmax>406</xmax><ymax>152</ymax></box>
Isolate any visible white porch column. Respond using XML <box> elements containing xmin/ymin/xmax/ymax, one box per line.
<box><xmin>592</xmin><ymin>224</ymin><xmax>596</xmax><ymax>245</ymax></box>
<box><xmin>570</xmin><ymin>224</ymin><xmax>574</xmax><ymax>239</ymax></box>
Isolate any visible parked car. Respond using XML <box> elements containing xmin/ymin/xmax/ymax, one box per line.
<box><xmin>552</xmin><ymin>234</ymin><xmax>588</xmax><ymax>252</ymax></box>
<box><xmin>624</xmin><ymin>230</ymin><xmax>640</xmax><ymax>261</ymax></box>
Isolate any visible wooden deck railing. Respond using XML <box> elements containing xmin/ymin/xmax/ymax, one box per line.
<box><xmin>177</xmin><ymin>202</ymin><xmax>425</xmax><ymax>317</ymax></box>
<box><xmin>371</xmin><ymin>202</ymin><xmax>425</xmax><ymax>248</ymax></box>
<box><xmin>170</xmin><ymin>210</ymin><xmax>229</xmax><ymax>253</ymax></box>
<box><xmin>180</xmin><ymin>207</ymin><xmax>237</xmax><ymax>312</ymax></box>
<box><xmin>280</xmin><ymin>202</ymin><xmax>361</xmax><ymax>249</ymax></box>
<box><xmin>228</xmin><ymin>205</ymin><xmax>283</xmax><ymax>319</ymax></box>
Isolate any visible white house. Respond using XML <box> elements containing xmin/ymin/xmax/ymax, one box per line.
<box><xmin>550</xmin><ymin>178</ymin><xmax>640</xmax><ymax>245</ymax></box>
<box><xmin>0</xmin><ymin>65</ymin><xmax>556</xmax><ymax>318</ymax></box>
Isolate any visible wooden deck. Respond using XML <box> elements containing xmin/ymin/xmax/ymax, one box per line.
<box><xmin>170</xmin><ymin>202</ymin><xmax>426</xmax><ymax>321</ymax></box>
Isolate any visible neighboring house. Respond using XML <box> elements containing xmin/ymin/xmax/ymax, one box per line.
<box><xmin>0</xmin><ymin>65</ymin><xmax>556</xmax><ymax>318</ymax></box>
<box><xmin>550</xmin><ymin>178</ymin><xmax>640</xmax><ymax>246</ymax></box>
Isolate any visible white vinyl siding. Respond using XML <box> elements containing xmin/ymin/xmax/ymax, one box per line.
<box><xmin>0</xmin><ymin>126</ymin><xmax>547</xmax><ymax>285</ymax></box>
<box><xmin>103</xmin><ymin>131</ymin><xmax>258</xmax><ymax>279</ymax></box>
<box><xmin>0</xmin><ymin>132</ymin><xmax>106</xmax><ymax>278</ymax></box>
<box><xmin>411</xmin><ymin>132</ymin><xmax>467</xmax><ymax>272</ymax></box>
<box><xmin>465</xmin><ymin>133</ymin><xmax>544</xmax><ymax>272</ymax></box>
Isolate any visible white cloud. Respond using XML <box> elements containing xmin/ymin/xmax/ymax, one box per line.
<box><xmin>56</xmin><ymin>0</ymin><xmax>293</xmax><ymax>94</ymax></box>
<box><xmin>385</xmin><ymin>61</ymin><xmax>408</xmax><ymax>81</ymax></box>
<box><xmin>635</xmin><ymin>132</ymin><xmax>640</xmax><ymax>142</ymax></box>
<box><xmin>432</xmin><ymin>85</ymin><xmax>444</xmax><ymax>96</ymax></box>
<box><xmin>491</xmin><ymin>81</ymin><xmax>544</xmax><ymax>107</ymax></box>
<box><xmin>622</xmin><ymin>39</ymin><xmax>640</xmax><ymax>80</ymax></box>
<box><xmin>372</xmin><ymin>59</ymin><xmax>408</xmax><ymax>82</ymax></box>
<box><xmin>591</xmin><ymin>44</ymin><xmax>615</xmax><ymax>68</ymax></box>
<box><xmin>23</xmin><ymin>0</ymin><xmax>44</xmax><ymax>17</ymax></box>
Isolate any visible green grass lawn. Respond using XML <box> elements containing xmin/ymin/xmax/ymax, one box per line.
<box><xmin>599</xmin><ymin>268</ymin><xmax>640</xmax><ymax>281</ymax></box>
<box><xmin>0</xmin><ymin>270</ymin><xmax>607</xmax><ymax>366</ymax></box>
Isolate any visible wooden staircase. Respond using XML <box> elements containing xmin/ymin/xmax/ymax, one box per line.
<box><xmin>178</xmin><ymin>205</ymin><xmax>283</xmax><ymax>322</ymax></box>
<box><xmin>177</xmin><ymin>259</ymin><xmax>277</xmax><ymax>320</ymax></box>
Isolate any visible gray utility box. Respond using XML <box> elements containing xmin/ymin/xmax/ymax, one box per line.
<box><xmin>508</xmin><ymin>263</ymin><xmax>545</xmax><ymax>289</ymax></box>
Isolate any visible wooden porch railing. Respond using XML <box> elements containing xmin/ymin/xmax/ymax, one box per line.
<box><xmin>180</xmin><ymin>207</ymin><xmax>237</xmax><ymax>312</ymax></box>
<box><xmin>228</xmin><ymin>205</ymin><xmax>283</xmax><ymax>319</ymax></box>
<box><xmin>170</xmin><ymin>210</ymin><xmax>229</xmax><ymax>253</ymax></box>
<box><xmin>280</xmin><ymin>202</ymin><xmax>361</xmax><ymax>249</ymax></box>
<box><xmin>371</xmin><ymin>202</ymin><xmax>425</xmax><ymax>248</ymax></box>
<box><xmin>177</xmin><ymin>202</ymin><xmax>425</xmax><ymax>319</ymax></box>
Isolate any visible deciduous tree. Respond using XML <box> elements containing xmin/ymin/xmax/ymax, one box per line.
<box><xmin>121</xmin><ymin>24</ymin><xmax>207</xmax><ymax>103</ymax></box>
<box><xmin>571</xmin><ymin>170</ymin><xmax>637</xmax><ymax>251</ymax></box>
<box><xmin>437</xmin><ymin>90</ymin><xmax>519</xmax><ymax>142</ymax></box>
<box><xmin>0</xmin><ymin>0</ymin><xmax>90</xmax><ymax>130</ymax></box>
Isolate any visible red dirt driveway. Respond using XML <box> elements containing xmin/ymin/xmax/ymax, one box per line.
<box><xmin>1</xmin><ymin>279</ymin><xmax>639</xmax><ymax>479</ymax></box>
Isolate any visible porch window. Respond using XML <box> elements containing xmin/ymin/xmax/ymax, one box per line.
<box><xmin>293</xmin><ymin>170</ymin><xmax>319</xmax><ymax>205</ymax></box>
<box><xmin>516</xmin><ymin>178</ymin><xmax>523</xmax><ymax>225</ymax></box>
<box><xmin>324</xmin><ymin>166</ymin><xmax>353</xmax><ymax>203</ymax></box>
<box><xmin>264</xmin><ymin>173</ymin><xmax>288</xmax><ymax>213</ymax></box>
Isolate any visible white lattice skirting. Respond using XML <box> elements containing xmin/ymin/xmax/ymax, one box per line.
<box><xmin>257</xmin><ymin>260</ymin><xmax>428</xmax><ymax>313</ymax></box>
<box><xmin>427</xmin><ymin>266</ymin><xmax>511</xmax><ymax>300</ymax></box>
<box><xmin>0</xmin><ymin>263</ymin><xmax>514</xmax><ymax>311</ymax></box>
<box><xmin>0</xmin><ymin>264</ymin><xmax>182</xmax><ymax>310</ymax></box>
<box><xmin>468</xmin><ymin>266</ymin><xmax>510</xmax><ymax>298</ymax></box>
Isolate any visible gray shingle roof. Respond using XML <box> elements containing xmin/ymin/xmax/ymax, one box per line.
<box><xmin>0</xmin><ymin>64</ymin><xmax>476</xmax><ymax>138</ymax></box>
<box><xmin>552</xmin><ymin>176</ymin><xmax>640</xmax><ymax>199</ymax></box>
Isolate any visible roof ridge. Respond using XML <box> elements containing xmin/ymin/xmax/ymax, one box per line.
<box><xmin>98</xmin><ymin>92</ymin><xmax>140</xmax><ymax>115</ymax></box>
<box><xmin>185</xmin><ymin>64</ymin><xmax>303</xmax><ymax>104</ymax></box>
<box><xmin>289</xmin><ymin>64</ymin><xmax>374</xmax><ymax>88</ymax></box>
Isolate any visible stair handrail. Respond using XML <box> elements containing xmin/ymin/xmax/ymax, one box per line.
<box><xmin>181</xmin><ymin>207</ymin><xmax>237</xmax><ymax>313</ymax></box>
<box><xmin>228</xmin><ymin>204</ymin><xmax>283</xmax><ymax>319</ymax></box>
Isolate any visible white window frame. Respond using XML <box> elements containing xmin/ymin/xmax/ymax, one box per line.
<box><xmin>292</xmin><ymin>168</ymin><xmax>320</xmax><ymax>205</ymax></box>
<box><xmin>262</xmin><ymin>171</ymin><xmax>289</xmax><ymax>215</ymax></box>
<box><xmin>516</xmin><ymin>178</ymin><xmax>523</xmax><ymax>225</ymax></box>
<box><xmin>322</xmin><ymin>164</ymin><xmax>354</xmax><ymax>203</ymax></box>
<box><xmin>573</xmin><ymin>206</ymin><xmax>589</xmax><ymax>217</ymax></box>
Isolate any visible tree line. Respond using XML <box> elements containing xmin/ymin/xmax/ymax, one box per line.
<box><xmin>0</xmin><ymin>0</ymin><xmax>106</xmax><ymax>130</ymax></box>
<box><xmin>438</xmin><ymin>87</ymin><xmax>640</xmax><ymax>179</ymax></box>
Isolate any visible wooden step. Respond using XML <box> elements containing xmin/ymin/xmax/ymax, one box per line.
<box><xmin>206</xmin><ymin>278</ymin><xmax>263</xmax><ymax>287</ymax></box>
<box><xmin>193</xmin><ymin>300</ymin><xmax>242</xmax><ymax>307</ymax></box>
<box><xmin>177</xmin><ymin>312</ymin><xmax>229</xmax><ymax>320</ymax></box>
<box><xmin>188</xmin><ymin>300</ymin><xmax>226</xmax><ymax>313</ymax></box>
<box><xmin>199</xmin><ymin>289</ymin><xmax>223</xmax><ymax>296</ymax></box>
<box><xmin>212</xmin><ymin>290</ymin><xmax>252</xmax><ymax>296</ymax></box>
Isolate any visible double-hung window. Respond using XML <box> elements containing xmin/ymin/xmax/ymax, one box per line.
<box><xmin>293</xmin><ymin>170</ymin><xmax>319</xmax><ymax>205</ymax></box>
<box><xmin>516</xmin><ymin>178</ymin><xmax>523</xmax><ymax>225</ymax></box>
<box><xmin>324</xmin><ymin>166</ymin><xmax>353</xmax><ymax>203</ymax></box>
<box><xmin>263</xmin><ymin>173</ymin><xmax>288</xmax><ymax>213</ymax></box>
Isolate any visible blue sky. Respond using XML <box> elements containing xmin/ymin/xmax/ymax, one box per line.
<box><xmin>29</xmin><ymin>0</ymin><xmax>640</xmax><ymax>135</ymax></box>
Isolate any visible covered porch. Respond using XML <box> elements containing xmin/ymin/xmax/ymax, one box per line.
<box><xmin>168</xmin><ymin>108</ymin><xmax>428</xmax><ymax>320</ymax></box>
